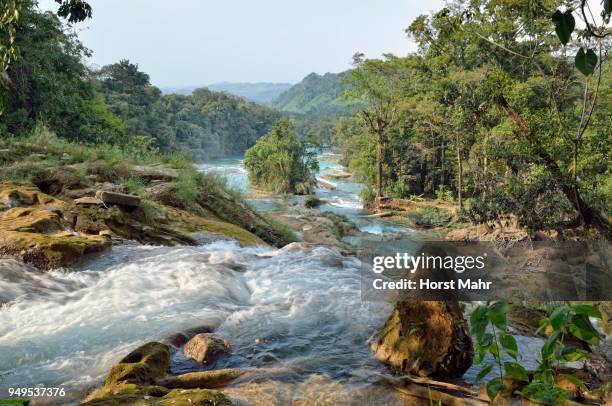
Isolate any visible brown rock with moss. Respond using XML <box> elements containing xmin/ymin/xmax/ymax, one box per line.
<box><xmin>156</xmin><ymin>369</ymin><xmax>244</xmax><ymax>389</ymax></box>
<box><xmin>0</xmin><ymin>182</ymin><xmax>110</xmax><ymax>270</ymax></box>
<box><xmin>370</xmin><ymin>301</ymin><xmax>473</xmax><ymax>377</ymax></box>
<box><xmin>83</xmin><ymin>342</ymin><xmax>233</xmax><ymax>405</ymax></box>
<box><xmin>183</xmin><ymin>333</ymin><xmax>231</xmax><ymax>364</ymax></box>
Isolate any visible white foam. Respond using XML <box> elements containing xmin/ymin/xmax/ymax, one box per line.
<box><xmin>0</xmin><ymin>243</ymin><xmax>388</xmax><ymax>394</ymax></box>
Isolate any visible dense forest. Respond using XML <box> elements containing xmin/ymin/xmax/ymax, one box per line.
<box><xmin>332</xmin><ymin>1</ymin><xmax>611</xmax><ymax>238</ymax></box>
<box><xmin>0</xmin><ymin>1</ymin><xmax>280</xmax><ymax>159</ymax></box>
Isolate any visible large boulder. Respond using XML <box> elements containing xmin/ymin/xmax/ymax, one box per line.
<box><xmin>105</xmin><ymin>342</ymin><xmax>171</xmax><ymax>387</ymax></box>
<box><xmin>370</xmin><ymin>301</ymin><xmax>473</xmax><ymax>377</ymax></box>
<box><xmin>95</xmin><ymin>190</ymin><xmax>141</xmax><ymax>208</ymax></box>
<box><xmin>184</xmin><ymin>333</ymin><xmax>231</xmax><ymax>364</ymax></box>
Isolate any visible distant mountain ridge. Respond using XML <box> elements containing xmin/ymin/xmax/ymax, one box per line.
<box><xmin>271</xmin><ymin>71</ymin><xmax>358</xmax><ymax>116</ymax></box>
<box><xmin>161</xmin><ymin>82</ymin><xmax>292</xmax><ymax>104</ymax></box>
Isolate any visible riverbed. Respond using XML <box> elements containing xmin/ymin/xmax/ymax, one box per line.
<box><xmin>0</xmin><ymin>153</ymin><xmax>544</xmax><ymax>404</ymax></box>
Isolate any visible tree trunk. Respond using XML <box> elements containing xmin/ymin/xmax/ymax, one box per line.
<box><xmin>371</xmin><ymin>301</ymin><xmax>473</xmax><ymax>377</ymax></box>
<box><xmin>495</xmin><ymin>95</ymin><xmax>611</xmax><ymax>238</ymax></box>
<box><xmin>455</xmin><ymin>132</ymin><xmax>463</xmax><ymax>209</ymax></box>
<box><xmin>375</xmin><ymin>135</ymin><xmax>383</xmax><ymax>200</ymax></box>
<box><xmin>483</xmin><ymin>133</ymin><xmax>489</xmax><ymax>201</ymax></box>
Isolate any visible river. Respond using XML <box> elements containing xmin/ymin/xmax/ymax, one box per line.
<box><xmin>0</xmin><ymin>153</ymin><xmax>543</xmax><ymax>404</ymax></box>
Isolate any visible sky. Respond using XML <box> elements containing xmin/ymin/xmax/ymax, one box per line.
<box><xmin>38</xmin><ymin>0</ymin><xmax>444</xmax><ymax>88</ymax></box>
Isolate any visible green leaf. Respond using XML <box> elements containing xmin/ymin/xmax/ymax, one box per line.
<box><xmin>536</xmin><ymin>318</ymin><xmax>549</xmax><ymax>335</ymax></box>
<box><xmin>561</xmin><ymin>374</ymin><xmax>587</xmax><ymax>391</ymax></box>
<box><xmin>569</xmin><ymin>314</ymin><xmax>600</xmax><ymax>345</ymax></box>
<box><xmin>560</xmin><ymin>345</ymin><xmax>588</xmax><ymax>362</ymax></box>
<box><xmin>572</xmin><ymin>304</ymin><xmax>602</xmax><ymax>319</ymax></box>
<box><xmin>549</xmin><ymin>305</ymin><xmax>570</xmax><ymax>330</ymax></box>
<box><xmin>486</xmin><ymin>377</ymin><xmax>505</xmax><ymax>401</ymax></box>
<box><xmin>488</xmin><ymin>341</ymin><xmax>502</xmax><ymax>358</ymax></box>
<box><xmin>500</xmin><ymin>334</ymin><xmax>519</xmax><ymax>360</ymax></box>
<box><xmin>551</xmin><ymin>9</ymin><xmax>575</xmax><ymax>45</ymax></box>
<box><xmin>504</xmin><ymin>361</ymin><xmax>529</xmax><ymax>382</ymax></box>
<box><xmin>604</xmin><ymin>0</ymin><xmax>611</xmax><ymax>15</ymax></box>
<box><xmin>575</xmin><ymin>48</ymin><xmax>598</xmax><ymax>76</ymax></box>
<box><xmin>541</xmin><ymin>330</ymin><xmax>560</xmax><ymax>360</ymax></box>
<box><xmin>470</xmin><ymin>306</ymin><xmax>489</xmax><ymax>340</ymax></box>
<box><xmin>487</xmin><ymin>301</ymin><xmax>509</xmax><ymax>330</ymax></box>
<box><xmin>476</xmin><ymin>363</ymin><xmax>494</xmax><ymax>382</ymax></box>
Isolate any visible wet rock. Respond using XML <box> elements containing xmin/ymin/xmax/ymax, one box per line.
<box><xmin>160</xmin><ymin>325</ymin><xmax>216</xmax><ymax>348</ymax></box>
<box><xmin>326</xmin><ymin>169</ymin><xmax>352</xmax><ymax>179</ymax></box>
<box><xmin>95</xmin><ymin>190</ymin><xmax>140</xmax><ymax>208</ymax></box>
<box><xmin>83</xmin><ymin>342</ymin><xmax>171</xmax><ymax>403</ymax></box>
<box><xmin>184</xmin><ymin>333</ymin><xmax>231</xmax><ymax>364</ymax></box>
<box><xmin>371</xmin><ymin>301</ymin><xmax>473</xmax><ymax>377</ymax></box>
<box><xmin>106</xmin><ymin>342</ymin><xmax>171</xmax><ymax>387</ymax></box>
<box><xmin>316</xmin><ymin>178</ymin><xmax>336</xmax><ymax>190</ymax></box>
<box><xmin>156</xmin><ymin>369</ymin><xmax>244</xmax><ymax>389</ymax></box>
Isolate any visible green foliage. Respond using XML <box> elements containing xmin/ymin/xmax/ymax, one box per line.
<box><xmin>335</xmin><ymin>0</ymin><xmax>610</xmax><ymax>236</ymax></box>
<box><xmin>435</xmin><ymin>185</ymin><xmax>453</xmax><ymax>202</ymax></box>
<box><xmin>405</xmin><ymin>207</ymin><xmax>452</xmax><ymax>228</ymax></box>
<box><xmin>244</xmin><ymin>118</ymin><xmax>318</xmax><ymax>194</ymax></box>
<box><xmin>304</xmin><ymin>195</ymin><xmax>323</xmax><ymax>208</ymax></box>
<box><xmin>96</xmin><ymin>61</ymin><xmax>280</xmax><ymax>158</ymax></box>
<box><xmin>470</xmin><ymin>301</ymin><xmax>603</xmax><ymax>404</ymax></box>
<box><xmin>550</xmin><ymin>2</ymin><xmax>611</xmax><ymax>76</ymax></box>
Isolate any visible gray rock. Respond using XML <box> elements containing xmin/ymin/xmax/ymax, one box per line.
<box><xmin>95</xmin><ymin>190</ymin><xmax>140</xmax><ymax>207</ymax></box>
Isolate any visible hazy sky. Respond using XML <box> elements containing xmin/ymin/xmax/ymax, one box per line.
<box><xmin>38</xmin><ymin>0</ymin><xmax>444</xmax><ymax>87</ymax></box>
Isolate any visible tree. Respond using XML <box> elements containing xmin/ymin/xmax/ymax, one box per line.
<box><xmin>346</xmin><ymin>53</ymin><xmax>409</xmax><ymax>202</ymax></box>
<box><xmin>1</xmin><ymin>1</ymin><xmax>123</xmax><ymax>143</ymax></box>
<box><xmin>0</xmin><ymin>0</ymin><xmax>92</xmax><ymax>114</ymax></box>
<box><xmin>244</xmin><ymin>118</ymin><xmax>318</xmax><ymax>194</ymax></box>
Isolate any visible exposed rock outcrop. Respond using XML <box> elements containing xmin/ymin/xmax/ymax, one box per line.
<box><xmin>0</xmin><ymin>182</ymin><xmax>110</xmax><ymax>270</ymax></box>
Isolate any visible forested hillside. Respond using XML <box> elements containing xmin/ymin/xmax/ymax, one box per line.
<box><xmin>207</xmin><ymin>82</ymin><xmax>293</xmax><ymax>104</ymax></box>
<box><xmin>95</xmin><ymin>61</ymin><xmax>280</xmax><ymax>158</ymax></box>
<box><xmin>1</xmin><ymin>2</ymin><xmax>280</xmax><ymax>159</ymax></box>
<box><xmin>272</xmin><ymin>71</ymin><xmax>359</xmax><ymax>115</ymax></box>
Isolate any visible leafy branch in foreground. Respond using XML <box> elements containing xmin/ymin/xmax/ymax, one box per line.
<box><xmin>470</xmin><ymin>301</ymin><xmax>603</xmax><ymax>404</ymax></box>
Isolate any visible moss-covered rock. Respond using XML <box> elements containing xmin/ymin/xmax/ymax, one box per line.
<box><xmin>106</xmin><ymin>342</ymin><xmax>171</xmax><ymax>386</ymax></box>
<box><xmin>84</xmin><ymin>342</ymin><xmax>172</xmax><ymax>403</ymax></box>
<box><xmin>0</xmin><ymin>183</ymin><xmax>110</xmax><ymax>269</ymax></box>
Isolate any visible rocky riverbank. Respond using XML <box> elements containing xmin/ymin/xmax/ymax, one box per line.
<box><xmin>0</xmin><ymin>161</ymin><xmax>294</xmax><ymax>271</ymax></box>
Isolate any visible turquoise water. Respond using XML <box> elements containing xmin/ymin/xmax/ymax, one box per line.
<box><xmin>198</xmin><ymin>152</ymin><xmax>414</xmax><ymax>236</ymax></box>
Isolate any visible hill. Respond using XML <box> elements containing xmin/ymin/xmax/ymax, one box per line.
<box><xmin>207</xmin><ymin>82</ymin><xmax>293</xmax><ymax>104</ymax></box>
<box><xmin>162</xmin><ymin>82</ymin><xmax>293</xmax><ymax>104</ymax></box>
<box><xmin>272</xmin><ymin>71</ymin><xmax>358</xmax><ymax>115</ymax></box>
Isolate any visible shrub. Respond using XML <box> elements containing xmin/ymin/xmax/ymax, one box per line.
<box><xmin>244</xmin><ymin>118</ymin><xmax>318</xmax><ymax>194</ymax></box>
<box><xmin>304</xmin><ymin>195</ymin><xmax>323</xmax><ymax>208</ymax></box>
<box><xmin>435</xmin><ymin>185</ymin><xmax>454</xmax><ymax>202</ymax></box>
<box><xmin>405</xmin><ymin>207</ymin><xmax>452</xmax><ymax>228</ymax></box>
